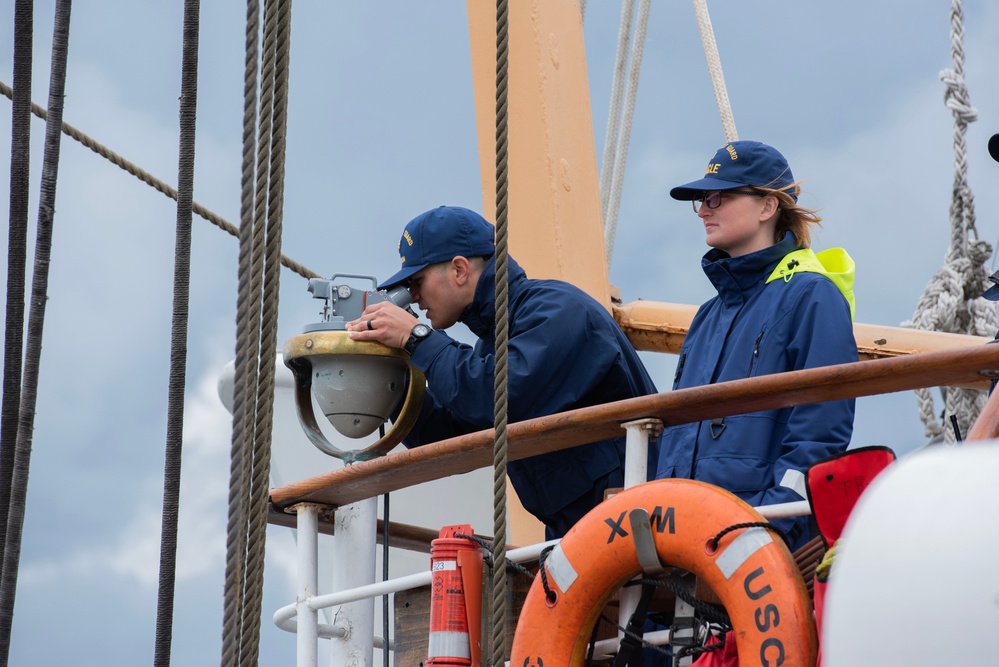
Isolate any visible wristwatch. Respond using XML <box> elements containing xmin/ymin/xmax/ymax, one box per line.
<box><xmin>404</xmin><ymin>323</ymin><xmax>432</xmax><ymax>355</ymax></box>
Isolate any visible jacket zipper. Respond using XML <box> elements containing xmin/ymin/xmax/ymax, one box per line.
<box><xmin>746</xmin><ymin>329</ymin><xmax>765</xmax><ymax>378</ymax></box>
<box><xmin>673</xmin><ymin>353</ymin><xmax>686</xmax><ymax>387</ymax></box>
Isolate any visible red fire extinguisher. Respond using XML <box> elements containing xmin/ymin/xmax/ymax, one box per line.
<box><xmin>427</xmin><ymin>524</ymin><xmax>483</xmax><ymax>667</ymax></box>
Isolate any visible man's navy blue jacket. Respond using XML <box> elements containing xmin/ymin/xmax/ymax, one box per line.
<box><xmin>403</xmin><ymin>256</ymin><xmax>658</xmax><ymax>537</ymax></box>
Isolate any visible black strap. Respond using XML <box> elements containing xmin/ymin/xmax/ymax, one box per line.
<box><xmin>612</xmin><ymin>583</ymin><xmax>657</xmax><ymax>667</ymax></box>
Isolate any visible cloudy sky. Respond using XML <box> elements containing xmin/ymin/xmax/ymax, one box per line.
<box><xmin>2</xmin><ymin>1</ymin><xmax>999</xmax><ymax>665</ymax></box>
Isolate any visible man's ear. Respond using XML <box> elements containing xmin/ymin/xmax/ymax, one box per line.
<box><xmin>451</xmin><ymin>256</ymin><xmax>472</xmax><ymax>286</ymax></box>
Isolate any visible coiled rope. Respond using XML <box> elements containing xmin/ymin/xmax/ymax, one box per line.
<box><xmin>601</xmin><ymin>0</ymin><xmax>651</xmax><ymax>266</ymax></box>
<box><xmin>492</xmin><ymin>1</ymin><xmax>511</xmax><ymax>664</ymax></box>
<box><xmin>0</xmin><ymin>2</ymin><xmax>71</xmax><ymax>665</ymax></box>
<box><xmin>153</xmin><ymin>2</ymin><xmax>200</xmax><ymax>665</ymax></box>
<box><xmin>220</xmin><ymin>0</ymin><xmax>292</xmax><ymax>664</ymax></box>
<box><xmin>902</xmin><ymin>0</ymin><xmax>996</xmax><ymax>445</ymax></box>
<box><xmin>0</xmin><ymin>81</ymin><xmax>319</xmax><ymax>282</ymax></box>
<box><xmin>691</xmin><ymin>0</ymin><xmax>738</xmax><ymax>143</ymax></box>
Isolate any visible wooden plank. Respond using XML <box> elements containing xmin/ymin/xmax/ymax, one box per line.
<box><xmin>266</xmin><ymin>505</ymin><xmax>469</xmax><ymax>554</ymax></box>
<box><xmin>270</xmin><ymin>344</ymin><xmax>999</xmax><ymax>511</ymax></box>
<box><xmin>615</xmin><ymin>299</ymin><xmax>994</xmax><ymax>383</ymax></box>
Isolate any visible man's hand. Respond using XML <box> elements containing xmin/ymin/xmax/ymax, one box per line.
<box><xmin>346</xmin><ymin>302</ymin><xmax>419</xmax><ymax>349</ymax></box>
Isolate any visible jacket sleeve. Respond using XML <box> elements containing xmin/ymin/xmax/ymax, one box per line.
<box><xmin>402</xmin><ymin>289</ymin><xmax>625</xmax><ymax>446</ymax></box>
<box><xmin>400</xmin><ymin>364</ymin><xmax>481</xmax><ymax>447</ymax></box>
<box><xmin>758</xmin><ymin>278</ymin><xmax>857</xmax><ymax>513</ymax></box>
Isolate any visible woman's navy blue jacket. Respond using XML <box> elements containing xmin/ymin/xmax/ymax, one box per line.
<box><xmin>404</xmin><ymin>256</ymin><xmax>658</xmax><ymax>537</ymax></box>
<box><xmin>655</xmin><ymin>234</ymin><xmax>857</xmax><ymax>550</ymax></box>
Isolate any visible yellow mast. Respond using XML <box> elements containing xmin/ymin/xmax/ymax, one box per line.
<box><xmin>466</xmin><ymin>0</ymin><xmax>611</xmax><ymax>309</ymax></box>
<box><xmin>466</xmin><ymin>0</ymin><xmax>608</xmax><ymax>544</ymax></box>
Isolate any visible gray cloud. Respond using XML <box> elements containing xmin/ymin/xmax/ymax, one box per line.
<box><xmin>2</xmin><ymin>2</ymin><xmax>997</xmax><ymax>664</ymax></box>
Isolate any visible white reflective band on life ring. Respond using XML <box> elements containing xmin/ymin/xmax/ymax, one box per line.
<box><xmin>715</xmin><ymin>526</ymin><xmax>772</xmax><ymax>579</ymax></box>
<box><xmin>545</xmin><ymin>543</ymin><xmax>579</xmax><ymax>594</ymax></box>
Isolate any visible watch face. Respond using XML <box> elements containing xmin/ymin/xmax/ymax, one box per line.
<box><xmin>413</xmin><ymin>323</ymin><xmax>431</xmax><ymax>337</ymax></box>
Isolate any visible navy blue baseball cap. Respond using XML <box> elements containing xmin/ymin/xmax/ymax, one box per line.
<box><xmin>670</xmin><ymin>140</ymin><xmax>797</xmax><ymax>202</ymax></box>
<box><xmin>378</xmin><ymin>206</ymin><xmax>496</xmax><ymax>289</ymax></box>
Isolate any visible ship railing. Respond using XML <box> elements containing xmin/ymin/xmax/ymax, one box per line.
<box><xmin>267</xmin><ymin>342</ymin><xmax>999</xmax><ymax>665</ymax></box>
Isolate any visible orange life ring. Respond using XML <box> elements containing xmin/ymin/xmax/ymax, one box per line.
<box><xmin>510</xmin><ymin>479</ymin><xmax>817</xmax><ymax>666</ymax></box>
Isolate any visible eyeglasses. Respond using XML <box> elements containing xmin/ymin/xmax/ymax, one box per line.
<box><xmin>692</xmin><ymin>189</ymin><xmax>763</xmax><ymax>213</ymax></box>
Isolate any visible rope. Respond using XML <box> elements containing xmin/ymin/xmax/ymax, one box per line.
<box><xmin>220</xmin><ymin>0</ymin><xmax>262</xmax><ymax>664</ymax></box>
<box><xmin>537</xmin><ymin>545</ymin><xmax>559</xmax><ymax>604</ymax></box>
<box><xmin>902</xmin><ymin>0</ymin><xmax>996</xmax><ymax>445</ymax></box>
<box><xmin>240</xmin><ymin>0</ymin><xmax>278</xmax><ymax>654</ymax></box>
<box><xmin>0</xmin><ymin>0</ymin><xmax>33</xmax><ymax>602</ymax></box>
<box><xmin>244</xmin><ymin>0</ymin><xmax>291</xmax><ymax>660</ymax></box>
<box><xmin>0</xmin><ymin>81</ymin><xmax>320</xmax><ymax>282</ymax></box>
<box><xmin>691</xmin><ymin>0</ymin><xmax>738</xmax><ymax>142</ymax></box>
<box><xmin>599</xmin><ymin>0</ymin><xmax>635</xmax><ymax>226</ymax></box>
<box><xmin>632</xmin><ymin>576</ymin><xmax>730</xmax><ymax>628</ymax></box>
<box><xmin>707</xmin><ymin>521</ymin><xmax>790</xmax><ymax>550</ymax></box>
<box><xmin>220</xmin><ymin>1</ymin><xmax>292</xmax><ymax>663</ymax></box>
<box><xmin>492</xmin><ymin>1</ymin><xmax>511</xmax><ymax>663</ymax></box>
<box><xmin>0</xmin><ymin>4</ymin><xmax>71</xmax><ymax>665</ymax></box>
<box><xmin>603</xmin><ymin>0</ymin><xmax>651</xmax><ymax>265</ymax></box>
<box><xmin>152</xmin><ymin>2</ymin><xmax>200</xmax><ymax>665</ymax></box>
<box><xmin>219</xmin><ymin>0</ymin><xmax>291</xmax><ymax>663</ymax></box>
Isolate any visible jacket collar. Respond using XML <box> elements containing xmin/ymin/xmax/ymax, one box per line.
<box><xmin>701</xmin><ymin>233</ymin><xmax>800</xmax><ymax>307</ymax></box>
<box><xmin>460</xmin><ymin>255</ymin><xmax>527</xmax><ymax>339</ymax></box>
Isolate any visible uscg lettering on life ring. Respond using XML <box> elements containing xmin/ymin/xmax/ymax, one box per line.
<box><xmin>510</xmin><ymin>479</ymin><xmax>816</xmax><ymax>667</ymax></box>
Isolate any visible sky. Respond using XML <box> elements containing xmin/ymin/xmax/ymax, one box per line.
<box><xmin>2</xmin><ymin>1</ymin><xmax>999</xmax><ymax>665</ymax></box>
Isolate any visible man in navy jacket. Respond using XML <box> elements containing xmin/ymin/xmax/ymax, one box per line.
<box><xmin>347</xmin><ymin>205</ymin><xmax>658</xmax><ymax>538</ymax></box>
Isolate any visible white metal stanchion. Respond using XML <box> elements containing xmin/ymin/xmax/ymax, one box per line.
<box><xmin>294</xmin><ymin>503</ymin><xmax>321</xmax><ymax>667</ymax></box>
<box><xmin>328</xmin><ymin>496</ymin><xmax>378</xmax><ymax>666</ymax></box>
<box><xmin>617</xmin><ymin>418</ymin><xmax>664</xmax><ymax>655</ymax></box>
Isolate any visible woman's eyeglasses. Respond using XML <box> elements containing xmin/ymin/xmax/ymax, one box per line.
<box><xmin>692</xmin><ymin>189</ymin><xmax>763</xmax><ymax>213</ymax></box>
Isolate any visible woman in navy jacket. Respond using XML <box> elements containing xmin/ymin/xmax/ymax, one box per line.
<box><xmin>656</xmin><ymin>141</ymin><xmax>857</xmax><ymax>550</ymax></box>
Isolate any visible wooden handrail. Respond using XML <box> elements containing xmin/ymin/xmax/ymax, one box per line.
<box><xmin>265</xmin><ymin>505</ymin><xmax>501</xmax><ymax>553</ymax></box>
<box><xmin>270</xmin><ymin>343</ymin><xmax>999</xmax><ymax>512</ymax></box>
<box><xmin>614</xmin><ymin>300</ymin><xmax>994</xmax><ymax>386</ymax></box>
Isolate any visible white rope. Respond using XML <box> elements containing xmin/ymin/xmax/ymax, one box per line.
<box><xmin>903</xmin><ymin>0</ymin><xmax>997</xmax><ymax>445</ymax></box>
<box><xmin>604</xmin><ymin>0</ymin><xmax>651</xmax><ymax>265</ymax></box>
<box><xmin>580</xmin><ymin>0</ymin><xmax>587</xmax><ymax>21</ymax></box>
<box><xmin>599</xmin><ymin>0</ymin><xmax>635</xmax><ymax>227</ymax></box>
<box><xmin>691</xmin><ymin>0</ymin><xmax>738</xmax><ymax>143</ymax></box>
